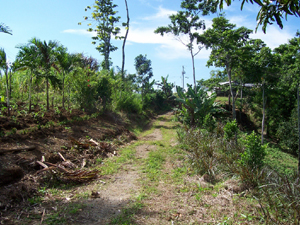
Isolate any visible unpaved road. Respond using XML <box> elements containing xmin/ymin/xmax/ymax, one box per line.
<box><xmin>68</xmin><ymin>112</ymin><xmax>259</xmax><ymax>224</ymax></box>
<box><xmin>2</xmin><ymin>111</ymin><xmax>260</xmax><ymax>224</ymax></box>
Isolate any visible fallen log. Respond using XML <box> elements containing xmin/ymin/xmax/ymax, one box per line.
<box><xmin>0</xmin><ymin>145</ymin><xmax>36</xmax><ymax>154</ymax></box>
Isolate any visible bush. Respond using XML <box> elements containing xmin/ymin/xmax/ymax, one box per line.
<box><xmin>223</xmin><ymin>119</ymin><xmax>238</xmax><ymax>140</ymax></box>
<box><xmin>202</xmin><ymin>113</ymin><xmax>216</xmax><ymax>132</ymax></box>
<box><xmin>239</xmin><ymin>131</ymin><xmax>267</xmax><ymax>170</ymax></box>
<box><xmin>114</xmin><ymin>91</ymin><xmax>142</xmax><ymax>114</ymax></box>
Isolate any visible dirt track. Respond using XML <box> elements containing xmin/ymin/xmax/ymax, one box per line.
<box><xmin>0</xmin><ymin>111</ymin><xmax>260</xmax><ymax>224</ymax></box>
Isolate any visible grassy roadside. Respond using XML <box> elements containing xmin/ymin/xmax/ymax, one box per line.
<box><xmin>25</xmin><ymin>111</ymin><xmax>298</xmax><ymax>224</ymax></box>
<box><xmin>109</xmin><ymin>113</ymin><xmax>263</xmax><ymax>224</ymax></box>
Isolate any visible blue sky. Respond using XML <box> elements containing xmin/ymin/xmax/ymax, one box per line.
<box><xmin>1</xmin><ymin>0</ymin><xmax>299</xmax><ymax>88</ymax></box>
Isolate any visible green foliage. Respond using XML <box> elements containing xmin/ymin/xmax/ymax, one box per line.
<box><xmin>258</xmin><ymin>171</ymin><xmax>300</xmax><ymax>224</ymax></box>
<box><xmin>134</xmin><ymin>54</ymin><xmax>154</xmax><ymax>102</ymax></box>
<box><xmin>239</xmin><ymin>131</ymin><xmax>267</xmax><ymax>170</ymax></box>
<box><xmin>276</xmin><ymin>107</ymin><xmax>298</xmax><ymax>155</ymax></box>
<box><xmin>154</xmin><ymin>6</ymin><xmax>210</xmax><ymax>87</ymax></box>
<box><xmin>202</xmin><ymin>113</ymin><xmax>216</xmax><ymax>132</ymax></box>
<box><xmin>157</xmin><ymin>75</ymin><xmax>174</xmax><ymax>98</ymax></box>
<box><xmin>223</xmin><ymin>119</ymin><xmax>238</xmax><ymax>140</ymax></box>
<box><xmin>215</xmin><ymin>0</ymin><xmax>300</xmax><ymax>33</ymax></box>
<box><xmin>175</xmin><ymin>84</ymin><xmax>220</xmax><ymax>126</ymax></box>
<box><xmin>84</xmin><ymin>0</ymin><xmax>121</xmax><ymax>70</ymax></box>
<box><xmin>114</xmin><ymin>91</ymin><xmax>142</xmax><ymax>114</ymax></box>
<box><xmin>264</xmin><ymin>147</ymin><xmax>298</xmax><ymax>177</ymax></box>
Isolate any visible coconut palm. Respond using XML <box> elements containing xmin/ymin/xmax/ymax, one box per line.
<box><xmin>0</xmin><ymin>48</ymin><xmax>10</xmax><ymax>115</ymax></box>
<box><xmin>16</xmin><ymin>44</ymin><xmax>40</xmax><ymax>112</ymax></box>
<box><xmin>29</xmin><ymin>38</ymin><xmax>60</xmax><ymax>111</ymax></box>
<box><xmin>56</xmin><ymin>46</ymin><xmax>78</xmax><ymax>108</ymax></box>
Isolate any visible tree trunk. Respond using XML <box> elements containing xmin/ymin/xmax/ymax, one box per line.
<box><xmin>9</xmin><ymin>68</ymin><xmax>12</xmax><ymax>98</ymax></box>
<box><xmin>240</xmin><ymin>85</ymin><xmax>243</xmax><ymax>122</ymax></box>
<box><xmin>190</xmin><ymin>48</ymin><xmax>196</xmax><ymax>93</ymax></box>
<box><xmin>62</xmin><ymin>75</ymin><xmax>65</xmax><ymax>109</ymax></box>
<box><xmin>227</xmin><ymin>68</ymin><xmax>236</xmax><ymax>120</ymax></box>
<box><xmin>51</xmin><ymin>91</ymin><xmax>54</xmax><ymax>109</ymax></box>
<box><xmin>261</xmin><ymin>82</ymin><xmax>267</xmax><ymax>144</ymax></box>
<box><xmin>5</xmin><ymin>68</ymin><xmax>10</xmax><ymax>116</ymax></box>
<box><xmin>46</xmin><ymin>77</ymin><xmax>49</xmax><ymax>111</ymax></box>
<box><xmin>297</xmin><ymin>85</ymin><xmax>300</xmax><ymax>175</ymax></box>
<box><xmin>121</xmin><ymin>0</ymin><xmax>129</xmax><ymax>79</ymax></box>
<box><xmin>29</xmin><ymin>73</ymin><xmax>32</xmax><ymax>113</ymax></box>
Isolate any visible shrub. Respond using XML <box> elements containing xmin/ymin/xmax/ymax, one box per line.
<box><xmin>178</xmin><ymin>128</ymin><xmax>222</xmax><ymax>180</ymax></box>
<box><xmin>223</xmin><ymin>119</ymin><xmax>238</xmax><ymax>140</ymax></box>
<box><xmin>202</xmin><ymin>113</ymin><xmax>216</xmax><ymax>132</ymax></box>
<box><xmin>239</xmin><ymin>131</ymin><xmax>267</xmax><ymax>170</ymax></box>
<box><xmin>114</xmin><ymin>91</ymin><xmax>142</xmax><ymax>114</ymax></box>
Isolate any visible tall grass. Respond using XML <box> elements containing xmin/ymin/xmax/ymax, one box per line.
<box><xmin>178</xmin><ymin>122</ymin><xmax>300</xmax><ymax>224</ymax></box>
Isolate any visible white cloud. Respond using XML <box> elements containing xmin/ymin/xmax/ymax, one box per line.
<box><xmin>142</xmin><ymin>6</ymin><xmax>176</xmax><ymax>20</ymax></box>
<box><xmin>227</xmin><ymin>15</ymin><xmax>294</xmax><ymax>49</ymax></box>
<box><xmin>251</xmin><ymin>26</ymin><xmax>293</xmax><ymax>49</ymax></box>
<box><xmin>62</xmin><ymin>29</ymin><xmax>95</xmax><ymax>37</ymax></box>
<box><xmin>126</xmin><ymin>26</ymin><xmax>210</xmax><ymax>60</ymax></box>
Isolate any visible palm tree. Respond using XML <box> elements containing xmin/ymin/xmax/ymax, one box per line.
<box><xmin>0</xmin><ymin>48</ymin><xmax>10</xmax><ymax>116</ymax></box>
<box><xmin>16</xmin><ymin>44</ymin><xmax>40</xmax><ymax>112</ymax></box>
<box><xmin>0</xmin><ymin>23</ymin><xmax>12</xmax><ymax>35</ymax></box>
<box><xmin>29</xmin><ymin>38</ymin><xmax>60</xmax><ymax>111</ymax></box>
<box><xmin>56</xmin><ymin>47</ymin><xmax>77</xmax><ymax>109</ymax></box>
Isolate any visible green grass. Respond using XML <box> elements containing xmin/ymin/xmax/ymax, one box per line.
<box><xmin>265</xmin><ymin>147</ymin><xmax>298</xmax><ymax>176</ymax></box>
<box><xmin>216</xmin><ymin>96</ymin><xmax>229</xmax><ymax>105</ymax></box>
<box><xmin>98</xmin><ymin>147</ymin><xmax>136</xmax><ymax>175</ymax></box>
<box><xmin>143</xmin><ymin>150</ymin><xmax>165</xmax><ymax>182</ymax></box>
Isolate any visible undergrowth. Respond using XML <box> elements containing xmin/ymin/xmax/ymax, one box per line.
<box><xmin>178</xmin><ymin>119</ymin><xmax>299</xmax><ymax>224</ymax></box>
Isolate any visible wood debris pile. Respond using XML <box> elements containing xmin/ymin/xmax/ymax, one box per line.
<box><xmin>35</xmin><ymin>137</ymin><xmax>116</xmax><ymax>183</ymax></box>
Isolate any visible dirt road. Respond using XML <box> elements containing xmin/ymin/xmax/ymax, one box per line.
<box><xmin>1</xmin><ymin>111</ymin><xmax>260</xmax><ymax>224</ymax></box>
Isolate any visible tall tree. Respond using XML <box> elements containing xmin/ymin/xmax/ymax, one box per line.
<box><xmin>29</xmin><ymin>38</ymin><xmax>60</xmax><ymax>111</ymax></box>
<box><xmin>84</xmin><ymin>0</ymin><xmax>121</xmax><ymax>70</ymax></box>
<box><xmin>56</xmin><ymin>47</ymin><xmax>77</xmax><ymax>109</ymax></box>
<box><xmin>0</xmin><ymin>48</ymin><xmax>10</xmax><ymax>116</ymax></box>
<box><xmin>201</xmin><ymin>16</ymin><xmax>252</xmax><ymax>120</ymax></box>
<box><xmin>274</xmin><ymin>33</ymin><xmax>300</xmax><ymax>174</ymax></box>
<box><xmin>121</xmin><ymin>0</ymin><xmax>129</xmax><ymax>78</ymax></box>
<box><xmin>254</xmin><ymin>47</ymin><xmax>279</xmax><ymax>144</ymax></box>
<box><xmin>155</xmin><ymin>10</ymin><xmax>205</xmax><ymax>91</ymax></box>
<box><xmin>134</xmin><ymin>54</ymin><xmax>153</xmax><ymax>102</ymax></box>
<box><xmin>16</xmin><ymin>44</ymin><xmax>40</xmax><ymax>112</ymax></box>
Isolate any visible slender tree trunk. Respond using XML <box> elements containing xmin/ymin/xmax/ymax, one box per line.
<box><xmin>62</xmin><ymin>75</ymin><xmax>65</xmax><ymax>109</ymax></box>
<box><xmin>226</xmin><ymin>66</ymin><xmax>236</xmax><ymax>120</ymax></box>
<box><xmin>29</xmin><ymin>72</ymin><xmax>32</xmax><ymax>113</ymax></box>
<box><xmin>9</xmin><ymin>69</ymin><xmax>12</xmax><ymax>98</ymax></box>
<box><xmin>68</xmin><ymin>86</ymin><xmax>70</xmax><ymax>110</ymax></box>
<box><xmin>121</xmin><ymin>0</ymin><xmax>129</xmax><ymax>79</ymax></box>
<box><xmin>297</xmin><ymin>85</ymin><xmax>300</xmax><ymax>175</ymax></box>
<box><xmin>5</xmin><ymin>68</ymin><xmax>10</xmax><ymax>116</ymax></box>
<box><xmin>261</xmin><ymin>82</ymin><xmax>267</xmax><ymax>144</ymax></box>
<box><xmin>52</xmin><ymin>91</ymin><xmax>54</xmax><ymax>109</ymax></box>
<box><xmin>190</xmin><ymin>49</ymin><xmax>196</xmax><ymax>93</ymax></box>
<box><xmin>240</xmin><ymin>84</ymin><xmax>243</xmax><ymax>122</ymax></box>
<box><xmin>46</xmin><ymin>77</ymin><xmax>49</xmax><ymax>111</ymax></box>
